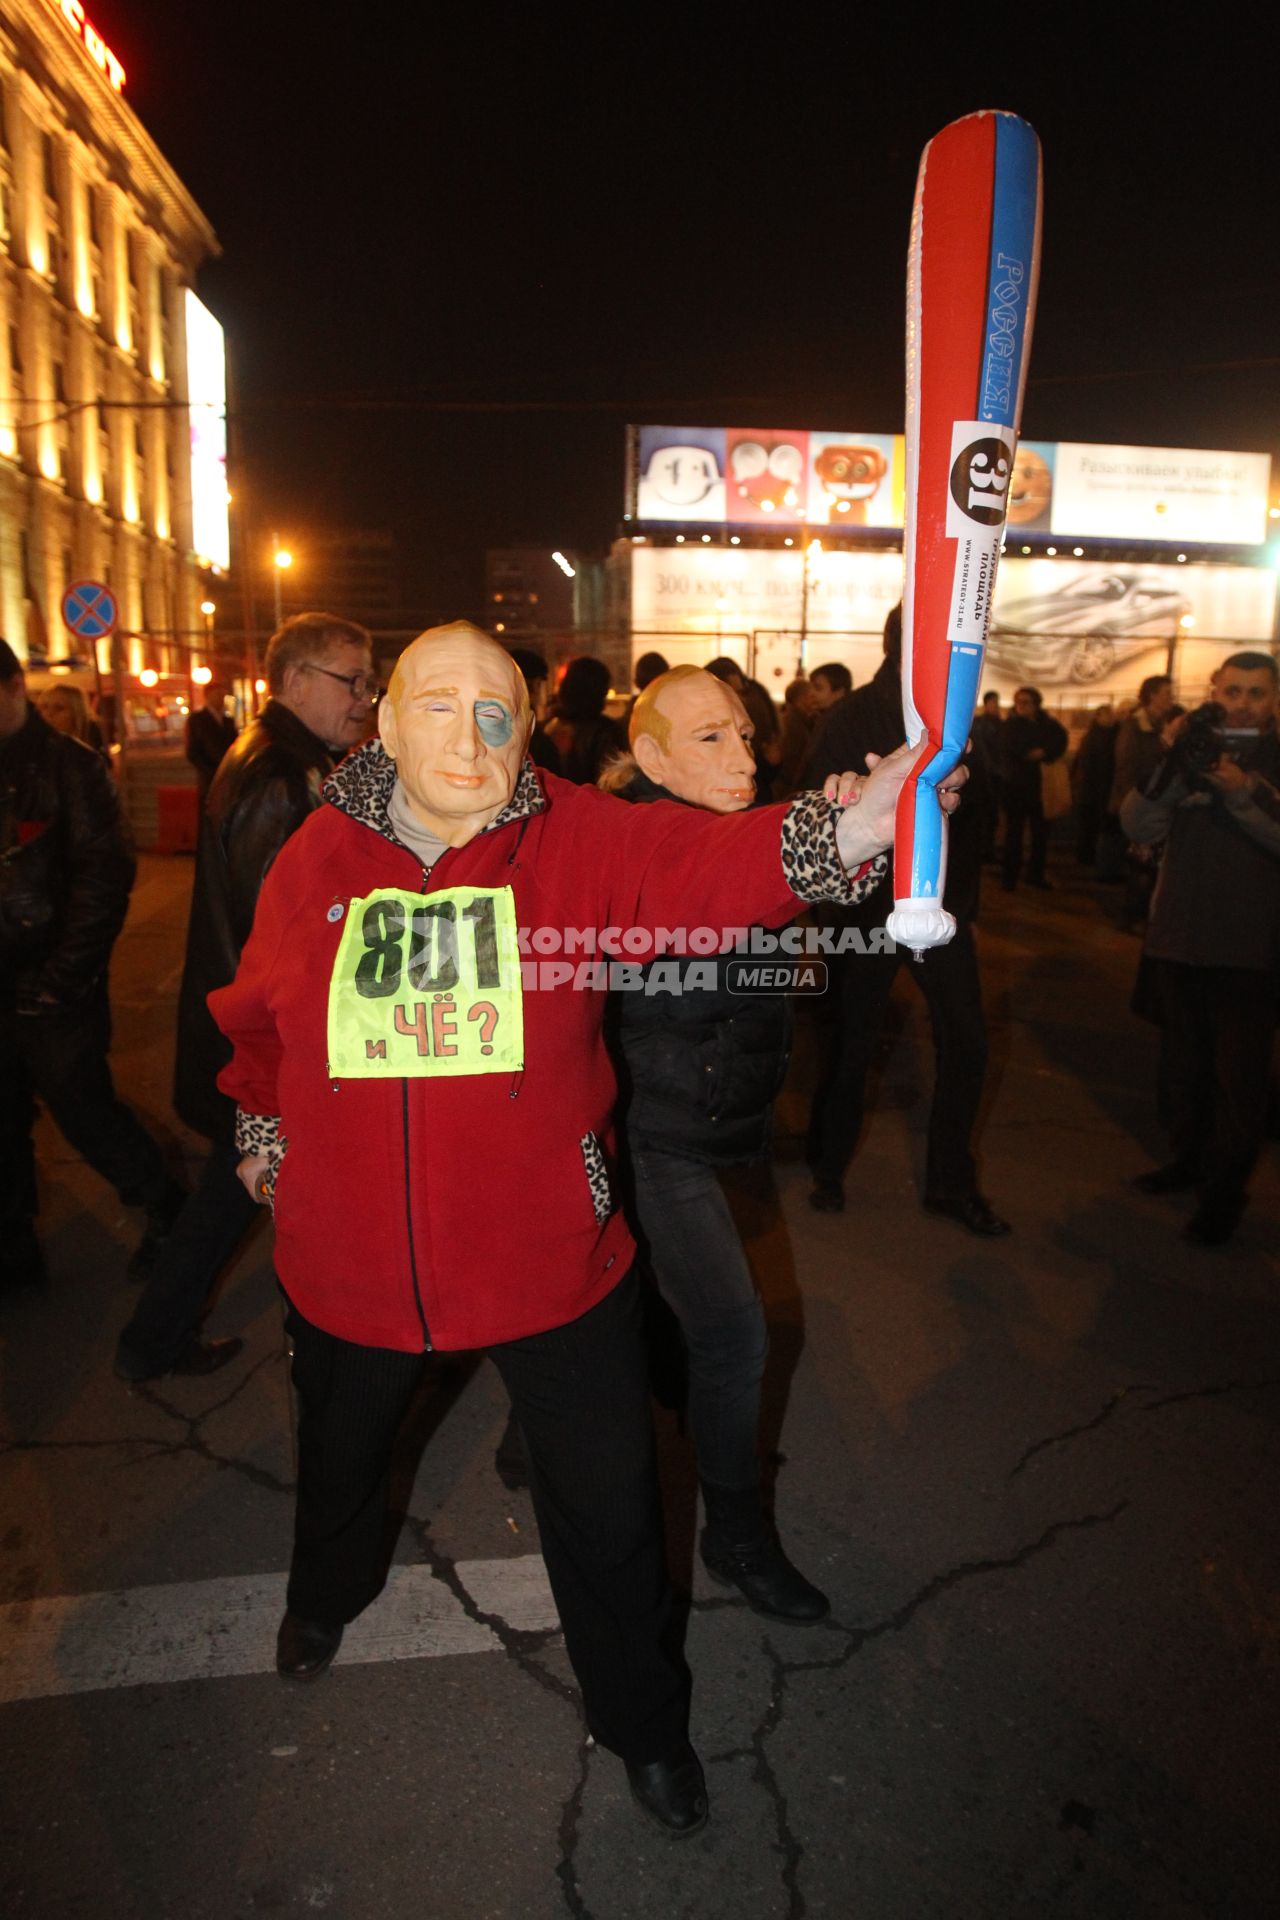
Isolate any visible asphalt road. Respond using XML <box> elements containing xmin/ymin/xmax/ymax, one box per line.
<box><xmin>1</xmin><ymin>852</ymin><xmax>1277</xmax><ymax>1920</ymax></box>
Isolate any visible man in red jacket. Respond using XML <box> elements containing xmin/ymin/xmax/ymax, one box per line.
<box><xmin>215</xmin><ymin>621</ymin><xmax>956</xmax><ymax>1837</ymax></box>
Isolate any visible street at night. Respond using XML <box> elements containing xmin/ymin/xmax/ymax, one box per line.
<box><xmin>3</xmin><ymin>4</ymin><xmax>1280</xmax><ymax>1915</ymax></box>
<box><xmin>2</xmin><ymin>852</ymin><xmax>1276</xmax><ymax>1918</ymax></box>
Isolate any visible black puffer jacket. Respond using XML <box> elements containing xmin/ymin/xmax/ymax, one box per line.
<box><xmin>0</xmin><ymin>703</ymin><xmax>135</xmax><ymax>1006</ymax></box>
<box><xmin>610</xmin><ymin>771</ymin><xmax>791</xmax><ymax>1166</ymax></box>
<box><xmin>174</xmin><ymin>699</ymin><xmax>335</xmax><ymax>1137</ymax></box>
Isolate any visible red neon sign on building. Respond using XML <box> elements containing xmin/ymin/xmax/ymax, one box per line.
<box><xmin>54</xmin><ymin>1</ymin><xmax>126</xmax><ymax>93</ymax></box>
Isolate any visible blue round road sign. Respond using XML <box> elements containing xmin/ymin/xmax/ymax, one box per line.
<box><xmin>61</xmin><ymin>579</ymin><xmax>118</xmax><ymax>641</ymax></box>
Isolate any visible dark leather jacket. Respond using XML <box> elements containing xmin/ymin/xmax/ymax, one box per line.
<box><xmin>801</xmin><ymin>652</ymin><xmax>987</xmax><ymax>927</ymax></box>
<box><xmin>0</xmin><ymin>703</ymin><xmax>135</xmax><ymax>1006</ymax></box>
<box><xmin>174</xmin><ymin>699</ymin><xmax>335</xmax><ymax>1137</ymax></box>
<box><xmin>610</xmin><ymin>772</ymin><xmax>791</xmax><ymax>1166</ymax></box>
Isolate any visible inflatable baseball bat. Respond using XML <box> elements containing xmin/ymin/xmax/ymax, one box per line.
<box><xmin>886</xmin><ymin>110</ymin><xmax>1042</xmax><ymax>954</ymax></box>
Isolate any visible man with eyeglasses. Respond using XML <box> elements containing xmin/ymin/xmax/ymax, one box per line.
<box><xmin>115</xmin><ymin>612</ymin><xmax>376</xmax><ymax>1382</ymax></box>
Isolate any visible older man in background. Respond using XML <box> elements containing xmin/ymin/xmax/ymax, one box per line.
<box><xmin>115</xmin><ymin>613</ymin><xmax>375</xmax><ymax>1381</ymax></box>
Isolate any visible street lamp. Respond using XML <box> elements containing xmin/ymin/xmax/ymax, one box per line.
<box><xmin>271</xmin><ymin>534</ymin><xmax>294</xmax><ymax>630</ymax></box>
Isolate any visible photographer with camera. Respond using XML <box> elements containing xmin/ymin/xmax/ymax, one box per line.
<box><xmin>1121</xmin><ymin>652</ymin><xmax>1280</xmax><ymax>1245</ymax></box>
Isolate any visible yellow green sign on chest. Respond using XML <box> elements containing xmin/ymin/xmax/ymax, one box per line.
<box><xmin>327</xmin><ymin>884</ymin><xmax>524</xmax><ymax>1077</ymax></box>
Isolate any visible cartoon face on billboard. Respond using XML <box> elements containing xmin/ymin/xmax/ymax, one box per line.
<box><xmin>644</xmin><ymin>445</ymin><xmax>721</xmax><ymax>507</ymax></box>
<box><xmin>725</xmin><ymin>431</ymin><xmax>809</xmax><ymax>522</ymax></box>
<box><xmin>813</xmin><ymin>443</ymin><xmax>888</xmax><ymax>523</ymax></box>
<box><xmin>1005</xmin><ymin>442</ymin><xmax>1055</xmax><ymax>528</ymax></box>
<box><xmin>635</xmin><ymin>427</ymin><xmax>727</xmax><ymax>523</ymax></box>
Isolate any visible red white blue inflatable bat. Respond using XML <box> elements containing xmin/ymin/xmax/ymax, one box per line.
<box><xmin>887</xmin><ymin>110</ymin><xmax>1042</xmax><ymax>953</ymax></box>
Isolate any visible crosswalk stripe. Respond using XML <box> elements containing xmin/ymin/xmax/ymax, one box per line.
<box><xmin>0</xmin><ymin>1556</ymin><xmax>559</xmax><ymax>1704</ymax></box>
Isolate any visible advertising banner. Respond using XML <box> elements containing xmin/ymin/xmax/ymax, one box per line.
<box><xmin>185</xmin><ymin>292</ymin><xmax>231</xmax><ymax>572</ymax></box>
<box><xmin>630</xmin><ymin>427</ymin><xmax>1271</xmax><ymax>545</ymax></box>
<box><xmin>630</xmin><ymin>545</ymin><xmax>1276</xmax><ymax>699</ymax></box>
<box><xmin>634</xmin><ymin>425</ymin><xmax>907</xmax><ymax>529</ymax></box>
<box><xmin>1043</xmin><ymin>445</ymin><xmax>1272</xmax><ymax>546</ymax></box>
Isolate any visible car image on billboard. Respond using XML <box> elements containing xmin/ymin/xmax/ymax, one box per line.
<box><xmin>986</xmin><ymin>569</ymin><xmax>1190</xmax><ymax>685</ymax></box>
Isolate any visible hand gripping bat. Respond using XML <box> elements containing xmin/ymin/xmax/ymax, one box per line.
<box><xmin>886</xmin><ymin>110</ymin><xmax>1043</xmax><ymax>955</ymax></box>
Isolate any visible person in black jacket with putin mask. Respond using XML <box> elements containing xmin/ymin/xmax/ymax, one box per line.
<box><xmin>604</xmin><ymin>665</ymin><xmax>887</xmax><ymax>1624</ymax></box>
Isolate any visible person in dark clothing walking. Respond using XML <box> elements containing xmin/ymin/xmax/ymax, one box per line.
<box><xmin>114</xmin><ymin>614</ymin><xmax>375</xmax><ymax>1380</ymax></box>
<box><xmin>1073</xmin><ymin>703</ymin><xmax>1117</xmax><ymax>868</ymax></box>
<box><xmin>0</xmin><ymin>638</ymin><xmax>183</xmax><ymax>1289</ymax></box>
<box><xmin>185</xmin><ymin>679</ymin><xmax>238</xmax><ymax>809</ymax></box>
<box><xmin>507</xmin><ymin>648</ymin><xmax>560</xmax><ymax>775</ymax></box>
<box><xmin>706</xmin><ymin>656</ymin><xmax>783</xmax><ymax>801</ymax></box>
<box><xmin>1000</xmin><ymin>685</ymin><xmax>1067</xmax><ymax>890</ymax></box>
<box><xmin>801</xmin><ymin>608</ymin><xmax>1009</xmax><ymax>1236</ymax></box>
<box><xmin>605</xmin><ymin>665</ymin><xmax>877</xmax><ymax>1623</ymax></box>
<box><xmin>1121</xmin><ymin>651</ymin><xmax>1280</xmax><ymax>1246</ymax></box>
<box><xmin>970</xmin><ymin>689</ymin><xmax>1005</xmax><ymax>862</ymax></box>
<box><xmin>544</xmin><ymin>655</ymin><xmax>627</xmax><ymax>784</ymax></box>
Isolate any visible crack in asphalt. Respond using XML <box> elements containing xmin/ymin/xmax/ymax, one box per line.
<box><xmin>1010</xmin><ymin>1385</ymin><xmax>1158</xmax><ymax>1475</ymax></box>
<box><xmin>0</xmin><ymin>1351</ymin><xmax>296</xmax><ymax>1497</ymax></box>
<box><xmin>398</xmin><ymin>1508</ymin><xmax>596</xmax><ymax>1918</ymax></box>
<box><xmin>1011</xmin><ymin>1377</ymin><xmax>1280</xmax><ymax>1476</ymax></box>
<box><xmin>706</xmin><ymin>1504</ymin><xmax>1129</xmax><ymax>1920</ymax></box>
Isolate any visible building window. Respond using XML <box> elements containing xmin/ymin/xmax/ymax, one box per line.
<box><xmin>126</xmin><ymin>237</ymin><xmax>137</xmax><ymax>286</ymax></box>
<box><xmin>87</xmin><ymin>190</ymin><xmax>100</xmax><ymax>247</ymax></box>
<box><xmin>134</xmin><ymin>421</ymin><xmax>144</xmax><ymax>462</ymax></box>
<box><xmin>61</xmin><ymin>546</ymin><xmax>73</xmax><ymax>589</ymax></box>
<box><xmin>0</xmin><ymin>181</ymin><xmax>9</xmax><ymax>245</ymax></box>
<box><xmin>53</xmin><ymin>362</ymin><xmax>66</xmax><ymax>405</ymax></box>
<box><xmin>8</xmin><ymin>324</ymin><xmax>21</xmax><ymax>376</ymax></box>
<box><xmin>42</xmin><ymin>132</ymin><xmax>57</xmax><ymax>201</ymax></box>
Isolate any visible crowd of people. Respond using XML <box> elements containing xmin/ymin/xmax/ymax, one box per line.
<box><xmin>1</xmin><ymin>609</ymin><xmax>1276</xmax><ymax>1839</ymax></box>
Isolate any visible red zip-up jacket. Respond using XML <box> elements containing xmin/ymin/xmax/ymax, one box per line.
<box><xmin>211</xmin><ymin>744</ymin><xmax>881</xmax><ymax>1352</ymax></box>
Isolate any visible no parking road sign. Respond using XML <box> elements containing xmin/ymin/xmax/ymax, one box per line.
<box><xmin>61</xmin><ymin>579</ymin><xmax>118</xmax><ymax>642</ymax></box>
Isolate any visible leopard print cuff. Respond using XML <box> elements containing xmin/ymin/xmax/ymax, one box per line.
<box><xmin>780</xmin><ymin>791</ymin><xmax>889</xmax><ymax>905</ymax></box>
<box><xmin>235</xmin><ymin>1108</ymin><xmax>281</xmax><ymax>1159</ymax></box>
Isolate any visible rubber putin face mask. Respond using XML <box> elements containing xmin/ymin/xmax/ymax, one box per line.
<box><xmin>379</xmin><ymin>624</ymin><xmax>532</xmax><ymax>846</ymax></box>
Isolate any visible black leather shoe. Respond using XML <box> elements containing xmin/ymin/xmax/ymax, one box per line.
<box><xmin>1133</xmin><ymin>1162</ymin><xmax>1197</xmax><ymax>1196</ymax></box>
<box><xmin>808</xmin><ymin>1181</ymin><xmax>845</xmax><ymax>1214</ymax></box>
<box><xmin>276</xmin><ymin>1611</ymin><xmax>344</xmax><ymax>1682</ymax></box>
<box><xmin>701</xmin><ymin>1528</ymin><xmax>830</xmax><ymax>1622</ymax></box>
<box><xmin>924</xmin><ymin>1194</ymin><xmax>1011</xmax><ymax>1237</ymax></box>
<box><xmin>626</xmin><ymin>1744</ymin><xmax>709</xmax><ymax>1837</ymax></box>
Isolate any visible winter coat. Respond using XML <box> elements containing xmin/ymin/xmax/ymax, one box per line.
<box><xmin>211</xmin><ymin>743</ymin><xmax>882</xmax><ymax>1352</ymax></box>
<box><xmin>1001</xmin><ymin>708</ymin><xmax>1067</xmax><ymax>803</ymax></box>
<box><xmin>0</xmin><ymin>703</ymin><xmax>135</xmax><ymax>1006</ymax></box>
<box><xmin>1120</xmin><ymin>727</ymin><xmax>1280</xmax><ymax>973</ymax></box>
<box><xmin>801</xmin><ymin>652</ymin><xmax>987</xmax><ymax>928</ymax></box>
<box><xmin>610</xmin><ymin>771</ymin><xmax>793</xmax><ymax>1166</ymax></box>
<box><xmin>174</xmin><ymin>699</ymin><xmax>335</xmax><ymax>1139</ymax></box>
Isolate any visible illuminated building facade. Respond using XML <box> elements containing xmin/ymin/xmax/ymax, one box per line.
<box><xmin>0</xmin><ymin>0</ymin><xmax>221</xmax><ymax>674</ymax></box>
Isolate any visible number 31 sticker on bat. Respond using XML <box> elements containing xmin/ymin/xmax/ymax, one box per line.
<box><xmin>887</xmin><ymin>110</ymin><xmax>1043</xmax><ymax>955</ymax></box>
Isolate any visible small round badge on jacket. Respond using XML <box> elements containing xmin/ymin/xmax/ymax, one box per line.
<box><xmin>327</xmin><ymin>902</ymin><xmax>345</xmax><ymax>922</ymax></box>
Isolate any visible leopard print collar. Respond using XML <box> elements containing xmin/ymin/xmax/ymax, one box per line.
<box><xmin>323</xmin><ymin>738</ymin><xmax>547</xmax><ymax>844</ymax></box>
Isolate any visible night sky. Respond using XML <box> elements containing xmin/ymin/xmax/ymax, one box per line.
<box><xmin>84</xmin><ymin>4</ymin><xmax>1280</xmax><ymax>618</ymax></box>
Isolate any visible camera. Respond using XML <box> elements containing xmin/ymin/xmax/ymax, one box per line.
<box><xmin>1177</xmin><ymin>701</ymin><xmax>1228</xmax><ymax>777</ymax></box>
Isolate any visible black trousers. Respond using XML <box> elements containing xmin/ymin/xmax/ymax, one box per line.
<box><xmin>1003</xmin><ymin>790</ymin><xmax>1048</xmax><ymax>886</ymax></box>
<box><xmin>116</xmin><ymin>1136</ymin><xmax>259</xmax><ymax>1374</ymax></box>
<box><xmin>0</xmin><ymin>984</ymin><xmax>169</xmax><ymax>1234</ymax></box>
<box><xmin>1156</xmin><ymin>961</ymin><xmax>1277</xmax><ymax>1206</ymax></box>
<box><xmin>284</xmin><ymin>1268</ymin><xmax>688</xmax><ymax>1764</ymax></box>
<box><xmin>807</xmin><ymin>921</ymin><xmax>988</xmax><ymax>1201</ymax></box>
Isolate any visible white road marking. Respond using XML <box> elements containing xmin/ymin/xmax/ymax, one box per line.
<box><xmin>0</xmin><ymin>1555</ymin><xmax>559</xmax><ymax>1705</ymax></box>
